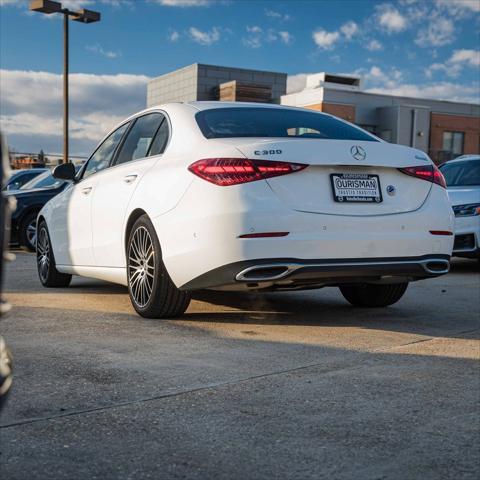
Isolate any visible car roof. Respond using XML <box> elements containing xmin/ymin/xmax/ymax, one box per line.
<box><xmin>445</xmin><ymin>155</ymin><xmax>480</xmax><ymax>164</ymax></box>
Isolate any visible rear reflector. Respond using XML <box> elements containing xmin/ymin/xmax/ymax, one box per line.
<box><xmin>398</xmin><ymin>164</ymin><xmax>446</xmax><ymax>188</ymax></box>
<box><xmin>238</xmin><ymin>232</ymin><xmax>289</xmax><ymax>238</ymax></box>
<box><xmin>188</xmin><ymin>158</ymin><xmax>307</xmax><ymax>186</ymax></box>
<box><xmin>429</xmin><ymin>230</ymin><xmax>453</xmax><ymax>236</ymax></box>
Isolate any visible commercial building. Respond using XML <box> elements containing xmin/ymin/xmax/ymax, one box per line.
<box><xmin>147</xmin><ymin>64</ymin><xmax>480</xmax><ymax>163</ymax></box>
<box><xmin>147</xmin><ymin>63</ymin><xmax>287</xmax><ymax>106</ymax></box>
<box><xmin>281</xmin><ymin>72</ymin><xmax>480</xmax><ymax>163</ymax></box>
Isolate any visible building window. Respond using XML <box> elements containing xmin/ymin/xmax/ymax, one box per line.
<box><xmin>442</xmin><ymin>131</ymin><xmax>464</xmax><ymax>157</ymax></box>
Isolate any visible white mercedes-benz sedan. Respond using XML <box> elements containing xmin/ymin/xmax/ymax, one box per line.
<box><xmin>37</xmin><ymin>102</ymin><xmax>454</xmax><ymax>318</ymax></box>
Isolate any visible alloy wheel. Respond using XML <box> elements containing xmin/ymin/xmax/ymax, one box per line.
<box><xmin>26</xmin><ymin>218</ymin><xmax>37</xmax><ymax>250</ymax></box>
<box><xmin>37</xmin><ymin>226</ymin><xmax>50</xmax><ymax>282</ymax></box>
<box><xmin>128</xmin><ymin>226</ymin><xmax>155</xmax><ymax>308</ymax></box>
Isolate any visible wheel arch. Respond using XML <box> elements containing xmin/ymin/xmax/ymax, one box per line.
<box><xmin>124</xmin><ymin>208</ymin><xmax>148</xmax><ymax>252</ymax></box>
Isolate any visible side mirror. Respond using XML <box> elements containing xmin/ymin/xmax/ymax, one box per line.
<box><xmin>53</xmin><ymin>162</ymin><xmax>76</xmax><ymax>182</ymax></box>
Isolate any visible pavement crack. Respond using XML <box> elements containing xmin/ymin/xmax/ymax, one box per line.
<box><xmin>1</xmin><ymin>327</ymin><xmax>477</xmax><ymax>430</ymax></box>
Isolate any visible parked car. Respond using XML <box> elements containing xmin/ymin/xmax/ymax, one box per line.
<box><xmin>37</xmin><ymin>102</ymin><xmax>453</xmax><ymax>318</ymax></box>
<box><xmin>3</xmin><ymin>168</ymin><xmax>47</xmax><ymax>192</ymax></box>
<box><xmin>440</xmin><ymin>155</ymin><xmax>480</xmax><ymax>259</ymax></box>
<box><xmin>5</xmin><ymin>169</ymin><xmax>71</xmax><ymax>251</ymax></box>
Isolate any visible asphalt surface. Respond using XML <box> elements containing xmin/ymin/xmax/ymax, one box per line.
<box><xmin>0</xmin><ymin>252</ymin><xmax>479</xmax><ymax>480</ymax></box>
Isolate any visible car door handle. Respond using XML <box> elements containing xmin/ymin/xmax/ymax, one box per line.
<box><xmin>81</xmin><ymin>186</ymin><xmax>92</xmax><ymax>195</ymax></box>
<box><xmin>123</xmin><ymin>174</ymin><xmax>138</xmax><ymax>184</ymax></box>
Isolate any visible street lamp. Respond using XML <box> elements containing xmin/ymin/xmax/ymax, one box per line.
<box><xmin>29</xmin><ymin>1</ymin><xmax>101</xmax><ymax>164</ymax></box>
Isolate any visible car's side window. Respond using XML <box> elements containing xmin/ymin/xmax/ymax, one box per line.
<box><xmin>115</xmin><ymin>113</ymin><xmax>165</xmax><ymax>165</ymax></box>
<box><xmin>149</xmin><ymin>118</ymin><xmax>170</xmax><ymax>156</ymax></box>
<box><xmin>82</xmin><ymin>122</ymin><xmax>130</xmax><ymax>180</ymax></box>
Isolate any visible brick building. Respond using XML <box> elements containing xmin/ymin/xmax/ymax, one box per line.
<box><xmin>147</xmin><ymin>65</ymin><xmax>480</xmax><ymax>163</ymax></box>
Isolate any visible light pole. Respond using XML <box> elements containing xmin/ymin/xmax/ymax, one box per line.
<box><xmin>29</xmin><ymin>1</ymin><xmax>100</xmax><ymax>164</ymax></box>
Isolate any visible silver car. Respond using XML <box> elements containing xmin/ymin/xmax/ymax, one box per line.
<box><xmin>440</xmin><ymin>155</ymin><xmax>480</xmax><ymax>259</ymax></box>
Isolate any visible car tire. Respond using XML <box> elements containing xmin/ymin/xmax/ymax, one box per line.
<box><xmin>339</xmin><ymin>282</ymin><xmax>408</xmax><ymax>307</ymax></box>
<box><xmin>36</xmin><ymin>221</ymin><xmax>72</xmax><ymax>288</ymax></box>
<box><xmin>127</xmin><ymin>215</ymin><xmax>190</xmax><ymax>318</ymax></box>
<box><xmin>19</xmin><ymin>210</ymin><xmax>38</xmax><ymax>252</ymax></box>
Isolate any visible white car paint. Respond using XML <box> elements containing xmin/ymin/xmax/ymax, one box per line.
<box><xmin>39</xmin><ymin>102</ymin><xmax>454</xmax><ymax>291</ymax></box>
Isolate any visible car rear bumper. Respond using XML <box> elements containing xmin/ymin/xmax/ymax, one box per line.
<box><xmin>180</xmin><ymin>254</ymin><xmax>450</xmax><ymax>291</ymax></box>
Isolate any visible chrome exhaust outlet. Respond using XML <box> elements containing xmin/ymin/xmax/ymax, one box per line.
<box><xmin>421</xmin><ymin>259</ymin><xmax>450</xmax><ymax>275</ymax></box>
<box><xmin>236</xmin><ymin>264</ymin><xmax>297</xmax><ymax>282</ymax></box>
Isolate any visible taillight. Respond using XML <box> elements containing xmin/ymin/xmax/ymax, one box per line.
<box><xmin>398</xmin><ymin>164</ymin><xmax>446</xmax><ymax>188</ymax></box>
<box><xmin>188</xmin><ymin>158</ymin><xmax>307</xmax><ymax>186</ymax></box>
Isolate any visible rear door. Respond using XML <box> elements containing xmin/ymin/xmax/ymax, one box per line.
<box><xmin>91</xmin><ymin>112</ymin><xmax>169</xmax><ymax>267</ymax></box>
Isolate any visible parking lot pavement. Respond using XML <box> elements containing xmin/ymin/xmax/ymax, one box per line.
<box><xmin>0</xmin><ymin>252</ymin><xmax>479</xmax><ymax>479</ymax></box>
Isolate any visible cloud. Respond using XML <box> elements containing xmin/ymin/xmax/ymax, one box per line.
<box><xmin>264</xmin><ymin>8</ymin><xmax>290</xmax><ymax>21</ymax></box>
<box><xmin>242</xmin><ymin>27</ymin><xmax>293</xmax><ymax>48</ymax></box>
<box><xmin>415</xmin><ymin>16</ymin><xmax>455</xmax><ymax>46</ymax></box>
<box><xmin>425</xmin><ymin>49</ymin><xmax>480</xmax><ymax>78</ymax></box>
<box><xmin>312</xmin><ymin>29</ymin><xmax>340</xmax><ymax>50</ymax></box>
<box><xmin>435</xmin><ymin>0</ymin><xmax>480</xmax><ymax>15</ymax></box>
<box><xmin>0</xmin><ymin>69</ymin><xmax>150</xmax><ymax>155</ymax></box>
<box><xmin>376</xmin><ymin>4</ymin><xmax>407</xmax><ymax>33</ymax></box>
<box><xmin>188</xmin><ymin>26</ymin><xmax>220</xmax><ymax>45</ymax></box>
<box><xmin>167</xmin><ymin>29</ymin><xmax>180</xmax><ymax>42</ymax></box>
<box><xmin>86</xmin><ymin>44</ymin><xmax>120</xmax><ymax>59</ymax></box>
<box><xmin>450</xmin><ymin>49</ymin><xmax>480</xmax><ymax>67</ymax></box>
<box><xmin>152</xmin><ymin>0</ymin><xmax>211</xmax><ymax>6</ymax></box>
<box><xmin>365</xmin><ymin>39</ymin><xmax>383</xmax><ymax>51</ymax></box>
<box><xmin>340</xmin><ymin>21</ymin><xmax>359</xmax><ymax>40</ymax></box>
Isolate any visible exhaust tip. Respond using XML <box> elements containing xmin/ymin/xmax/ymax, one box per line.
<box><xmin>236</xmin><ymin>265</ymin><xmax>292</xmax><ymax>282</ymax></box>
<box><xmin>423</xmin><ymin>260</ymin><xmax>450</xmax><ymax>275</ymax></box>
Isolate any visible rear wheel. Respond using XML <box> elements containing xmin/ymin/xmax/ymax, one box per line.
<box><xmin>339</xmin><ymin>282</ymin><xmax>408</xmax><ymax>307</ymax></box>
<box><xmin>127</xmin><ymin>215</ymin><xmax>190</xmax><ymax>318</ymax></box>
<box><xmin>19</xmin><ymin>211</ymin><xmax>38</xmax><ymax>252</ymax></box>
<box><xmin>36</xmin><ymin>221</ymin><xmax>72</xmax><ymax>288</ymax></box>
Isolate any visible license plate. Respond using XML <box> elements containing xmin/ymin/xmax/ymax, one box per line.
<box><xmin>330</xmin><ymin>173</ymin><xmax>382</xmax><ymax>203</ymax></box>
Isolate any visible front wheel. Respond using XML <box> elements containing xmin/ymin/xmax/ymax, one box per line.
<box><xmin>19</xmin><ymin>211</ymin><xmax>38</xmax><ymax>252</ymax></box>
<box><xmin>127</xmin><ymin>215</ymin><xmax>190</xmax><ymax>318</ymax></box>
<box><xmin>339</xmin><ymin>282</ymin><xmax>409</xmax><ymax>307</ymax></box>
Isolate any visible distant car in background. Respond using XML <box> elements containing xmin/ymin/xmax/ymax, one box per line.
<box><xmin>2</xmin><ymin>168</ymin><xmax>47</xmax><ymax>192</ymax></box>
<box><xmin>440</xmin><ymin>155</ymin><xmax>480</xmax><ymax>260</ymax></box>
<box><xmin>5</xmin><ymin>169</ymin><xmax>74</xmax><ymax>251</ymax></box>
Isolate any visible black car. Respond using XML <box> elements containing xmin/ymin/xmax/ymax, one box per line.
<box><xmin>3</xmin><ymin>168</ymin><xmax>47</xmax><ymax>192</ymax></box>
<box><xmin>6</xmin><ymin>170</ymin><xmax>71</xmax><ymax>251</ymax></box>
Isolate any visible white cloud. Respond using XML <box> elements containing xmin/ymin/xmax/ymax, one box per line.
<box><xmin>153</xmin><ymin>0</ymin><xmax>211</xmax><ymax>6</ymax></box>
<box><xmin>425</xmin><ymin>49</ymin><xmax>480</xmax><ymax>78</ymax></box>
<box><xmin>376</xmin><ymin>4</ymin><xmax>407</xmax><ymax>33</ymax></box>
<box><xmin>450</xmin><ymin>49</ymin><xmax>480</xmax><ymax>67</ymax></box>
<box><xmin>278</xmin><ymin>31</ymin><xmax>293</xmax><ymax>45</ymax></box>
<box><xmin>167</xmin><ymin>29</ymin><xmax>180</xmax><ymax>42</ymax></box>
<box><xmin>366</xmin><ymin>39</ymin><xmax>383</xmax><ymax>51</ymax></box>
<box><xmin>340</xmin><ymin>21</ymin><xmax>359</xmax><ymax>40</ymax></box>
<box><xmin>0</xmin><ymin>69</ymin><xmax>150</xmax><ymax>155</ymax></box>
<box><xmin>188</xmin><ymin>26</ymin><xmax>220</xmax><ymax>45</ymax></box>
<box><xmin>312</xmin><ymin>29</ymin><xmax>340</xmax><ymax>50</ymax></box>
<box><xmin>367</xmin><ymin>82</ymin><xmax>480</xmax><ymax>104</ymax></box>
<box><xmin>435</xmin><ymin>0</ymin><xmax>480</xmax><ymax>15</ymax></box>
<box><xmin>86</xmin><ymin>44</ymin><xmax>120</xmax><ymax>59</ymax></box>
<box><xmin>415</xmin><ymin>16</ymin><xmax>455</xmax><ymax>47</ymax></box>
<box><xmin>243</xmin><ymin>27</ymin><xmax>293</xmax><ymax>48</ymax></box>
<box><xmin>264</xmin><ymin>8</ymin><xmax>290</xmax><ymax>21</ymax></box>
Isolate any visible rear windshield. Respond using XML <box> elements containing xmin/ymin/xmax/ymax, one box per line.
<box><xmin>440</xmin><ymin>159</ymin><xmax>480</xmax><ymax>186</ymax></box>
<box><xmin>196</xmin><ymin>107</ymin><xmax>378</xmax><ymax>141</ymax></box>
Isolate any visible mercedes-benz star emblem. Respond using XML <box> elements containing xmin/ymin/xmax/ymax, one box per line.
<box><xmin>350</xmin><ymin>145</ymin><xmax>366</xmax><ymax>161</ymax></box>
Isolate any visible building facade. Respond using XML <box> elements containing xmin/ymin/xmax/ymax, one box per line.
<box><xmin>147</xmin><ymin>63</ymin><xmax>287</xmax><ymax>106</ymax></box>
<box><xmin>281</xmin><ymin>72</ymin><xmax>480</xmax><ymax>163</ymax></box>
<box><xmin>147</xmin><ymin>65</ymin><xmax>480</xmax><ymax>163</ymax></box>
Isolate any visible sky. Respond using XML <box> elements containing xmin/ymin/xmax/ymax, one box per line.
<box><xmin>0</xmin><ymin>0</ymin><xmax>479</xmax><ymax>156</ymax></box>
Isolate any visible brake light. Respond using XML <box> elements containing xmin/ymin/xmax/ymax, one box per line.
<box><xmin>188</xmin><ymin>158</ymin><xmax>307</xmax><ymax>186</ymax></box>
<box><xmin>398</xmin><ymin>164</ymin><xmax>446</xmax><ymax>188</ymax></box>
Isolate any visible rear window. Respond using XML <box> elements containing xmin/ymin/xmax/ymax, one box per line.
<box><xmin>195</xmin><ymin>107</ymin><xmax>378</xmax><ymax>141</ymax></box>
<box><xmin>440</xmin><ymin>159</ymin><xmax>480</xmax><ymax>186</ymax></box>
